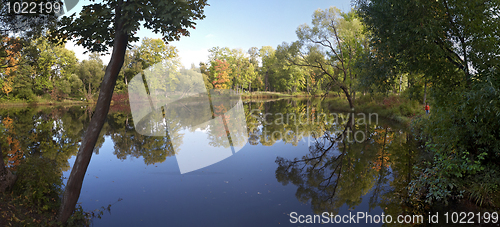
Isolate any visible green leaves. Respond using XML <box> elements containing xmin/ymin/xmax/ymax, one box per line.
<box><xmin>77</xmin><ymin>55</ymin><xmax>105</xmax><ymax>99</ymax></box>
<box><xmin>137</xmin><ymin>38</ymin><xmax>177</xmax><ymax>70</ymax></box>
<box><xmin>358</xmin><ymin>0</ymin><xmax>500</xmax><ymax>206</ymax></box>
<box><xmin>52</xmin><ymin>0</ymin><xmax>208</xmax><ymax>54</ymax></box>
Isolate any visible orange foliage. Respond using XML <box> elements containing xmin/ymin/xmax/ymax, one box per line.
<box><xmin>213</xmin><ymin>104</ymin><xmax>228</xmax><ymax>117</ymax></box>
<box><xmin>1</xmin><ymin>37</ymin><xmax>22</xmax><ymax>96</ymax></box>
<box><xmin>211</xmin><ymin>59</ymin><xmax>232</xmax><ymax>89</ymax></box>
<box><xmin>213</xmin><ymin>104</ymin><xmax>231</xmax><ymax>135</ymax></box>
<box><xmin>0</xmin><ymin>37</ymin><xmax>22</xmax><ymax>73</ymax></box>
<box><xmin>372</xmin><ymin>128</ymin><xmax>392</xmax><ymax>171</ymax></box>
<box><xmin>2</xmin><ymin>117</ymin><xmax>23</xmax><ymax>170</ymax></box>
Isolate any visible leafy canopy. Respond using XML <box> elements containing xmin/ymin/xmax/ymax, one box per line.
<box><xmin>54</xmin><ymin>0</ymin><xmax>208</xmax><ymax>53</ymax></box>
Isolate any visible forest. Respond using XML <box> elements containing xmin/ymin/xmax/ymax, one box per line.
<box><xmin>1</xmin><ymin>0</ymin><xmax>499</xmax><ymax>225</ymax></box>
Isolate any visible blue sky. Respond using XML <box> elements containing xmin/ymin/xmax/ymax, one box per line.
<box><xmin>66</xmin><ymin>0</ymin><xmax>353</xmax><ymax>67</ymax></box>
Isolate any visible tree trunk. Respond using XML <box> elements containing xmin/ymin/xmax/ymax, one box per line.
<box><xmin>399</xmin><ymin>75</ymin><xmax>402</xmax><ymax>93</ymax></box>
<box><xmin>341</xmin><ymin>86</ymin><xmax>354</xmax><ymax>109</ymax></box>
<box><xmin>57</xmin><ymin>23</ymin><xmax>129</xmax><ymax>222</ymax></box>
<box><xmin>265</xmin><ymin>71</ymin><xmax>269</xmax><ymax>91</ymax></box>
<box><xmin>307</xmin><ymin>77</ymin><xmax>310</xmax><ymax>93</ymax></box>
<box><xmin>0</xmin><ymin>143</ymin><xmax>5</xmax><ymax>176</ymax></box>
<box><xmin>0</xmin><ymin>142</ymin><xmax>17</xmax><ymax>193</ymax></box>
<box><xmin>423</xmin><ymin>81</ymin><xmax>427</xmax><ymax>105</ymax></box>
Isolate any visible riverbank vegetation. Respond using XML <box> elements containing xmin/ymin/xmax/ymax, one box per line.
<box><xmin>358</xmin><ymin>0</ymin><xmax>500</xmax><ymax>210</ymax></box>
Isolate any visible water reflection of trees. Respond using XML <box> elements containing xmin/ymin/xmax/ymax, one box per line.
<box><xmin>245</xmin><ymin>99</ymin><xmax>334</xmax><ymax>147</ymax></box>
<box><xmin>273</xmin><ymin>109</ymin><xmax>420</xmax><ymax>221</ymax></box>
<box><xmin>0</xmin><ymin>99</ymin><xmax>413</xmax><ymax>173</ymax></box>
<box><xmin>0</xmin><ymin>99</ymin><xmax>422</xmax><ymax>223</ymax></box>
<box><xmin>0</xmin><ymin>107</ymin><xmax>88</xmax><ymax>173</ymax></box>
<box><xmin>107</xmin><ymin>110</ymin><xmax>179</xmax><ymax>165</ymax></box>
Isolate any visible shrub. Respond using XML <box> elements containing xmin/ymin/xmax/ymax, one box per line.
<box><xmin>14</xmin><ymin>88</ymin><xmax>35</xmax><ymax>102</ymax></box>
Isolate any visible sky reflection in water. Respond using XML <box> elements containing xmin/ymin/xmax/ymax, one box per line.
<box><xmin>65</xmin><ymin>133</ymin><xmax>386</xmax><ymax>227</ymax></box>
<box><xmin>57</xmin><ymin>98</ymin><xmax>412</xmax><ymax>226</ymax></box>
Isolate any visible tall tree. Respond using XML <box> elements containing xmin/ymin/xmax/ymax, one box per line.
<box><xmin>16</xmin><ymin>36</ymin><xmax>78</xmax><ymax>97</ymax></box>
<box><xmin>210</xmin><ymin>59</ymin><xmax>232</xmax><ymax>89</ymax></box>
<box><xmin>53</xmin><ymin>0</ymin><xmax>208</xmax><ymax>222</ymax></box>
<box><xmin>137</xmin><ymin>38</ymin><xmax>177</xmax><ymax>69</ymax></box>
<box><xmin>77</xmin><ymin>54</ymin><xmax>105</xmax><ymax>100</ymax></box>
<box><xmin>259</xmin><ymin>46</ymin><xmax>276</xmax><ymax>92</ymax></box>
<box><xmin>285</xmin><ymin>7</ymin><xmax>365</xmax><ymax>108</ymax></box>
<box><xmin>0</xmin><ymin>37</ymin><xmax>21</xmax><ymax>97</ymax></box>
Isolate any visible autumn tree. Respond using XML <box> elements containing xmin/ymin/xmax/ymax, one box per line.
<box><xmin>52</xmin><ymin>0</ymin><xmax>208</xmax><ymax>223</ymax></box>
<box><xmin>0</xmin><ymin>37</ymin><xmax>22</xmax><ymax>97</ymax></box>
<box><xmin>246</xmin><ymin>47</ymin><xmax>260</xmax><ymax>91</ymax></box>
<box><xmin>137</xmin><ymin>38</ymin><xmax>177</xmax><ymax>69</ymax></box>
<box><xmin>210</xmin><ymin>59</ymin><xmax>232</xmax><ymax>89</ymax></box>
<box><xmin>206</xmin><ymin>47</ymin><xmax>259</xmax><ymax>92</ymax></box>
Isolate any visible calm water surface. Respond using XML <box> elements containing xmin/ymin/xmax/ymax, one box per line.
<box><xmin>2</xmin><ymin>98</ymin><xmax>418</xmax><ymax>226</ymax></box>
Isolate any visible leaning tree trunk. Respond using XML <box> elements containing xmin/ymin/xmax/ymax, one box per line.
<box><xmin>57</xmin><ymin>22</ymin><xmax>129</xmax><ymax>223</ymax></box>
<box><xmin>340</xmin><ymin>85</ymin><xmax>354</xmax><ymax>109</ymax></box>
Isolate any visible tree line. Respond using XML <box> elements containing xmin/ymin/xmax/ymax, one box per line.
<box><xmin>1</xmin><ymin>7</ymin><xmax>424</xmax><ymax>105</ymax></box>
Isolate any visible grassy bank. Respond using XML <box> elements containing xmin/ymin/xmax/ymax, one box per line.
<box><xmin>0</xmin><ymin>96</ymin><xmax>88</xmax><ymax>107</ymax></box>
<box><xmin>240</xmin><ymin>91</ymin><xmax>292</xmax><ymax>99</ymax></box>
<box><xmin>240</xmin><ymin>91</ymin><xmax>336</xmax><ymax>99</ymax></box>
<box><xmin>0</xmin><ymin>92</ymin><xmax>132</xmax><ymax>107</ymax></box>
<box><xmin>240</xmin><ymin>91</ymin><xmax>423</xmax><ymax>125</ymax></box>
<box><xmin>324</xmin><ymin>93</ymin><xmax>423</xmax><ymax>125</ymax></box>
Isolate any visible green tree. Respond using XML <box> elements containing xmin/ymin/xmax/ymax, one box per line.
<box><xmin>77</xmin><ymin>54</ymin><xmax>105</xmax><ymax>100</ymax></box>
<box><xmin>275</xmin><ymin>44</ymin><xmax>306</xmax><ymax>93</ymax></box>
<box><xmin>53</xmin><ymin>0</ymin><xmax>208</xmax><ymax>222</ymax></box>
<box><xmin>259</xmin><ymin>46</ymin><xmax>276</xmax><ymax>91</ymax></box>
<box><xmin>115</xmin><ymin>47</ymin><xmax>143</xmax><ymax>93</ymax></box>
<box><xmin>10</xmin><ymin>36</ymin><xmax>78</xmax><ymax>99</ymax></box>
<box><xmin>141</xmin><ymin>41</ymin><xmax>182</xmax><ymax>96</ymax></box>
<box><xmin>357</xmin><ymin>0</ymin><xmax>500</xmax><ymax>205</ymax></box>
<box><xmin>285</xmin><ymin>7</ymin><xmax>366</xmax><ymax>108</ymax></box>
<box><xmin>137</xmin><ymin>38</ymin><xmax>177</xmax><ymax>69</ymax></box>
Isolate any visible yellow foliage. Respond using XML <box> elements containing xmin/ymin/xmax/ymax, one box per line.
<box><xmin>2</xmin><ymin>117</ymin><xmax>23</xmax><ymax>170</ymax></box>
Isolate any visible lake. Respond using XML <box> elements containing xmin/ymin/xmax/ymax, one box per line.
<box><xmin>1</xmin><ymin>98</ymin><xmax>421</xmax><ymax>226</ymax></box>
